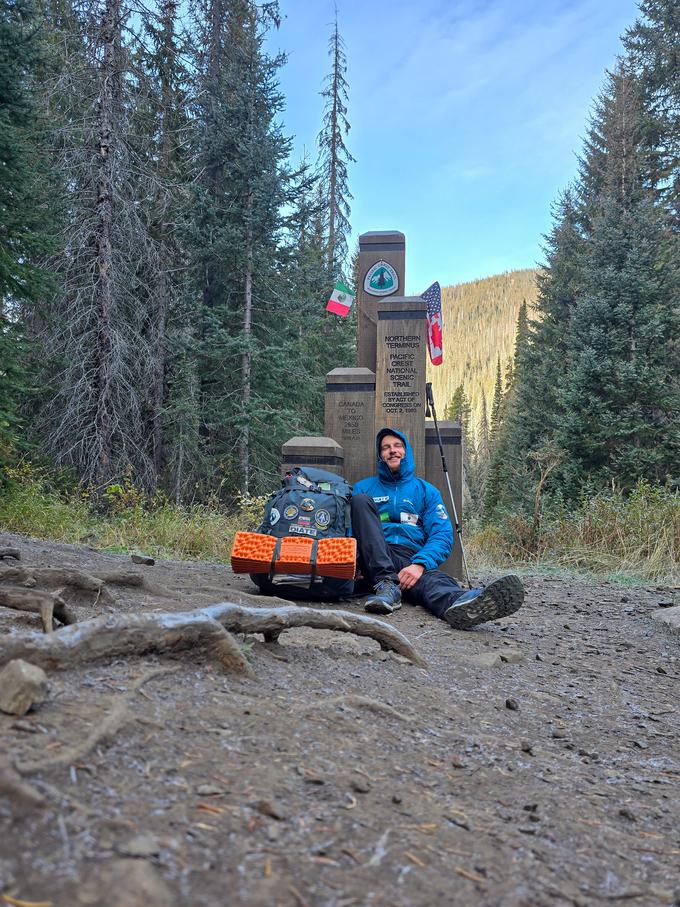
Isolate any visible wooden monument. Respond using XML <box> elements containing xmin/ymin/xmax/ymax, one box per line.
<box><xmin>283</xmin><ymin>229</ymin><xmax>464</xmax><ymax>580</ymax></box>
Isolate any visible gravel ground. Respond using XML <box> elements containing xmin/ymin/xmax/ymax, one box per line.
<box><xmin>1</xmin><ymin>532</ymin><xmax>679</xmax><ymax>907</ymax></box>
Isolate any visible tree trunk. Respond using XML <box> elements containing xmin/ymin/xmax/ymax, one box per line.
<box><xmin>239</xmin><ymin>191</ymin><xmax>254</xmax><ymax>494</ymax></box>
<box><xmin>94</xmin><ymin>0</ymin><xmax>121</xmax><ymax>487</ymax></box>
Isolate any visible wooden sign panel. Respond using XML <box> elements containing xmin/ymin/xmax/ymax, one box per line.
<box><xmin>375</xmin><ymin>297</ymin><xmax>427</xmax><ymax>476</ymax></box>
<box><xmin>324</xmin><ymin>367</ymin><xmax>376</xmax><ymax>486</ymax></box>
<box><xmin>357</xmin><ymin>231</ymin><xmax>405</xmax><ymax>373</ymax></box>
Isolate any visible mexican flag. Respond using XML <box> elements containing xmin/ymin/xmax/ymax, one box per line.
<box><xmin>325</xmin><ymin>281</ymin><xmax>355</xmax><ymax>317</ymax></box>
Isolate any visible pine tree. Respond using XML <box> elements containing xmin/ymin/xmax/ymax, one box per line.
<box><xmin>489</xmin><ymin>357</ymin><xmax>504</xmax><ymax>450</ymax></box>
<box><xmin>31</xmin><ymin>0</ymin><xmax>161</xmax><ymax>490</ymax></box>
<box><xmin>556</xmin><ymin>66</ymin><xmax>680</xmax><ymax>490</ymax></box>
<box><xmin>131</xmin><ymin>0</ymin><xmax>194</xmax><ymax>492</ymax></box>
<box><xmin>0</xmin><ymin>0</ymin><xmax>51</xmax><ymax>466</ymax></box>
<box><xmin>317</xmin><ymin>11</ymin><xmax>355</xmax><ymax>277</ymax></box>
<box><xmin>623</xmin><ymin>0</ymin><xmax>680</xmax><ymax>219</ymax></box>
<box><xmin>191</xmin><ymin>0</ymin><xmax>298</xmax><ymax>494</ymax></box>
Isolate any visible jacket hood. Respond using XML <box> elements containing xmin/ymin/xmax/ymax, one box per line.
<box><xmin>376</xmin><ymin>427</ymin><xmax>415</xmax><ymax>482</ymax></box>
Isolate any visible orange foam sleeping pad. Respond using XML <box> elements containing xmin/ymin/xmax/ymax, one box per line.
<box><xmin>230</xmin><ymin>531</ymin><xmax>356</xmax><ymax>579</ymax></box>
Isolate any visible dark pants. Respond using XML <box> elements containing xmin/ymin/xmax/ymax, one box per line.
<box><xmin>351</xmin><ymin>494</ymin><xmax>465</xmax><ymax>619</ymax></box>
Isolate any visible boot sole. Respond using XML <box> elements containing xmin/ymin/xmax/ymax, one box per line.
<box><xmin>364</xmin><ymin>599</ymin><xmax>402</xmax><ymax>615</ymax></box>
<box><xmin>444</xmin><ymin>575</ymin><xmax>524</xmax><ymax>630</ymax></box>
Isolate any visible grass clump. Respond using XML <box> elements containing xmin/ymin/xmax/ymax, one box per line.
<box><xmin>470</xmin><ymin>482</ymin><xmax>679</xmax><ymax>585</ymax></box>
<box><xmin>0</xmin><ymin>463</ymin><xmax>265</xmax><ymax>562</ymax></box>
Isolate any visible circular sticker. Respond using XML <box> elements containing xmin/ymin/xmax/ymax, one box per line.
<box><xmin>300</xmin><ymin>497</ymin><xmax>316</xmax><ymax>512</ymax></box>
<box><xmin>435</xmin><ymin>503</ymin><xmax>449</xmax><ymax>520</ymax></box>
<box><xmin>269</xmin><ymin>507</ymin><xmax>281</xmax><ymax>526</ymax></box>
<box><xmin>315</xmin><ymin>509</ymin><xmax>331</xmax><ymax>529</ymax></box>
<box><xmin>283</xmin><ymin>504</ymin><xmax>299</xmax><ymax>520</ymax></box>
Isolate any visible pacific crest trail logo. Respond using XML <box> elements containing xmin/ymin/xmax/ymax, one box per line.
<box><xmin>364</xmin><ymin>260</ymin><xmax>399</xmax><ymax>297</ymax></box>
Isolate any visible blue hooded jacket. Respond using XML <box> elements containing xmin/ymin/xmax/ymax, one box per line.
<box><xmin>353</xmin><ymin>428</ymin><xmax>454</xmax><ymax>571</ymax></box>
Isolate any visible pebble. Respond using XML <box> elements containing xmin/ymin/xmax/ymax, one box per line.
<box><xmin>392</xmin><ymin>793</ymin><xmax>402</xmax><ymax>803</ymax></box>
<box><xmin>254</xmin><ymin>798</ymin><xmax>286</xmax><ymax>820</ymax></box>
<box><xmin>195</xmin><ymin>783</ymin><xmax>225</xmax><ymax>796</ymax></box>
<box><xmin>468</xmin><ymin>652</ymin><xmax>502</xmax><ymax>668</ymax></box>
<box><xmin>619</xmin><ymin>807</ymin><xmax>636</xmax><ymax>821</ymax></box>
<box><xmin>520</xmin><ymin>740</ymin><xmax>534</xmax><ymax>755</ymax></box>
<box><xmin>350</xmin><ymin>777</ymin><xmax>371</xmax><ymax>794</ymax></box>
<box><xmin>266</xmin><ymin>823</ymin><xmax>282</xmax><ymax>842</ymax></box>
<box><xmin>131</xmin><ymin>554</ymin><xmax>155</xmax><ymax>566</ymax></box>
<box><xmin>505</xmin><ymin>698</ymin><xmax>519</xmax><ymax>711</ymax></box>
<box><xmin>500</xmin><ymin>649</ymin><xmax>523</xmax><ymax>664</ymax></box>
<box><xmin>117</xmin><ymin>834</ymin><xmax>162</xmax><ymax>858</ymax></box>
<box><xmin>78</xmin><ymin>859</ymin><xmax>175</xmax><ymax>906</ymax></box>
<box><xmin>0</xmin><ymin>660</ymin><xmax>48</xmax><ymax>716</ymax></box>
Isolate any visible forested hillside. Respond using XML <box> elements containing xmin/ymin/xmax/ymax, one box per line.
<box><xmin>427</xmin><ymin>269</ymin><xmax>538</xmax><ymax>433</ymax></box>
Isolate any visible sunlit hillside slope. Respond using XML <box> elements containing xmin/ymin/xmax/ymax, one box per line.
<box><xmin>427</xmin><ymin>269</ymin><xmax>539</xmax><ymax>433</ymax></box>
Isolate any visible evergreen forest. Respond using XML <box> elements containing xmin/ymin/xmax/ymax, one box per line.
<box><xmin>0</xmin><ymin>0</ymin><xmax>355</xmax><ymax>500</ymax></box>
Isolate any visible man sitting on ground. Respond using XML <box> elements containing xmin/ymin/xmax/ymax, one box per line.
<box><xmin>352</xmin><ymin>427</ymin><xmax>524</xmax><ymax>629</ymax></box>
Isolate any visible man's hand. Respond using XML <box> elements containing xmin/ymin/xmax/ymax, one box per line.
<box><xmin>398</xmin><ymin>563</ymin><xmax>424</xmax><ymax>591</ymax></box>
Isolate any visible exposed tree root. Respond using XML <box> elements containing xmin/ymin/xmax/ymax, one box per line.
<box><xmin>0</xmin><ymin>547</ymin><xmax>20</xmax><ymax>560</ymax></box>
<box><xmin>292</xmin><ymin>693</ymin><xmax>414</xmax><ymax>722</ymax></box>
<box><xmin>16</xmin><ymin>666</ymin><xmax>178</xmax><ymax>775</ymax></box>
<box><xmin>0</xmin><ymin>759</ymin><xmax>45</xmax><ymax>811</ymax></box>
<box><xmin>91</xmin><ymin>569</ymin><xmax>179</xmax><ymax>599</ymax></box>
<box><xmin>0</xmin><ymin>566</ymin><xmax>115</xmax><ymax>605</ymax></box>
<box><xmin>0</xmin><ymin>602</ymin><xmax>425</xmax><ymax>672</ymax></box>
<box><xmin>0</xmin><ymin>587</ymin><xmax>76</xmax><ymax>633</ymax></box>
<box><xmin>0</xmin><ymin>566</ymin><xmax>178</xmax><ymax>633</ymax></box>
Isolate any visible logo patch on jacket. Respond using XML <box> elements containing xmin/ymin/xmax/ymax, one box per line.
<box><xmin>400</xmin><ymin>512</ymin><xmax>418</xmax><ymax>526</ymax></box>
<box><xmin>372</xmin><ymin>495</ymin><xmax>389</xmax><ymax>504</ymax></box>
<box><xmin>435</xmin><ymin>503</ymin><xmax>449</xmax><ymax>520</ymax></box>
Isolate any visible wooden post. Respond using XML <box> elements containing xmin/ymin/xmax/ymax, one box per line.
<box><xmin>357</xmin><ymin>231</ymin><xmax>406</xmax><ymax>373</ymax></box>
<box><xmin>425</xmin><ymin>421</ymin><xmax>463</xmax><ymax>580</ymax></box>
<box><xmin>374</xmin><ymin>297</ymin><xmax>427</xmax><ymax>476</ymax></box>
<box><xmin>324</xmin><ymin>368</ymin><xmax>376</xmax><ymax>486</ymax></box>
<box><xmin>281</xmin><ymin>437</ymin><xmax>344</xmax><ymax>477</ymax></box>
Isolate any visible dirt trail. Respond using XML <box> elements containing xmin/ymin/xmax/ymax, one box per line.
<box><xmin>0</xmin><ymin>533</ymin><xmax>678</xmax><ymax>907</ymax></box>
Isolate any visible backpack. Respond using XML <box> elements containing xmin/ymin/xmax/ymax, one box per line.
<box><xmin>250</xmin><ymin>466</ymin><xmax>354</xmax><ymax>600</ymax></box>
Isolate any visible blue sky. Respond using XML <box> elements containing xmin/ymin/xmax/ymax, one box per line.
<box><xmin>271</xmin><ymin>0</ymin><xmax>640</xmax><ymax>293</ymax></box>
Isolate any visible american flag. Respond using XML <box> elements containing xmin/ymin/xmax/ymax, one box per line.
<box><xmin>422</xmin><ymin>281</ymin><xmax>443</xmax><ymax>366</ymax></box>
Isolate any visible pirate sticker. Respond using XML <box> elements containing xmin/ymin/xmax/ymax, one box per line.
<box><xmin>283</xmin><ymin>504</ymin><xmax>299</xmax><ymax>521</ymax></box>
<box><xmin>290</xmin><ymin>524</ymin><xmax>317</xmax><ymax>537</ymax></box>
<box><xmin>300</xmin><ymin>498</ymin><xmax>316</xmax><ymax>512</ymax></box>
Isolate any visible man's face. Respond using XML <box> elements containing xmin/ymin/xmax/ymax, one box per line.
<box><xmin>379</xmin><ymin>434</ymin><xmax>406</xmax><ymax>474</ymax></box>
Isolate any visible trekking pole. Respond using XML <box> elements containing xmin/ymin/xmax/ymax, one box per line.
<box><xmin>425</xmin><ymin>382</ymin><xmax>472</xmax><ymax>588</ymax></box>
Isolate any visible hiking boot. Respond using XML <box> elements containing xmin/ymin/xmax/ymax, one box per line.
<box><xmin>443</xmin><ymin>575</ymin><xmax>524</xmax><ymax>630</ymax></box>
<box><xmin>364</xmin><ymin>579</ymin><xmax>402</xmax><ymax>615</ymax></box>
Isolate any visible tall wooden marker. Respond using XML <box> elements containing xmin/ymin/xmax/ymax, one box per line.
<box><xmin>425</xmin><ymin>421</ymin><xmax>463</xmax><ymax>579</ymax></box>
<box><xmin>357</xmin><ymin>231</ymin><xmax>405</xmax><ymax>373</ymax></box>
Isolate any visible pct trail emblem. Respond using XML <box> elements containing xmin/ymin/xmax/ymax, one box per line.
<box><xmin>364</xmin><ymin>260</ymin><xmax>399</xmax><ymax>297</ymax></box>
